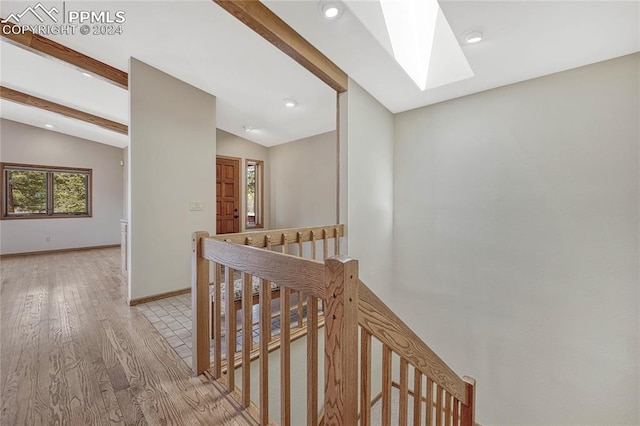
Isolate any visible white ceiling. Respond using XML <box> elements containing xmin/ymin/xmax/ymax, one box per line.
<box><xmin>265</xmin><ymin>0</ymin><xmax>640</xmax><ymax>114</ymax></box>
<box><xmin>0</xmin><ymin>0</ymin><xmax>337</xmax><ymax>148</ymax></box>
<box><xmin>1</xmin><ymin>40</ymin><xmax>129</xmax><ymax>147</ymax></box>
<box><xmin>1</xmin><ymin>1</ymin><xmax>638</xmax><ymax>148</ymax></box>
<box><xmin>0</xmin><ymin>98</ymin><xmax>128</xmax><ymax>147</ymax></box>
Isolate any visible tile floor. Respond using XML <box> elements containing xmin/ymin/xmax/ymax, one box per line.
<box><xmin>136</xmin><ymin>291</ymin><xmax>308</xmax><ymax>368</ymax></box>
<box><xmin>135</xmin><ymin>293</ymin><xmax>196</xmax><ymax>366</ymax></box>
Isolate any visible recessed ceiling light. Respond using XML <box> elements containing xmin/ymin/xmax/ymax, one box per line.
<box><xmin>283</xmin><ymin>98</ymin><xmax>298</xmax><ymax>108</ymax></box>
<box><xmin>243</xmin><ymin>125</ymin><xmax>253</xmax><ymax>133</ymax></box>
<box><xmin>464</xmin><ymin>31</ymin><xmax>483</xmax><ymax>44</ymax></box>
<box><xmin>320</xmin><ymin>2</ymin><xmax>342</xmax><ymax>20</ymax></box>
<box><xmin>44</xmin><ymin>124</ymin><xmax>54</xmax><ymax>129</ymax></box>
<box><xmin>324</xmin><ymin>5</ymin><xmax>339</xmax><ymax>18</ymax></box>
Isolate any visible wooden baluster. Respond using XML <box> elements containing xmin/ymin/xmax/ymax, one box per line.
<box><xmin>453</xmin><ymin>398</ymin><xmax>459</xmax><ymax>426</ymax></box>
<box><xmin>460</xmin><ymin>377</ymin><xmax>476</xmax><ymax>426</ymax></box>
<box><xmin>445</xmin><ymin>391</ymin><xmax>452</xmax><ymax>426</ymax></box>
<box><xmin>297</xmin><ymin>231</ymin><xmax>303</xmax><ymax>257</ymax></box>
<box><xmin>323</xmin><ymin>229</ymin><xmax>329</xmax><ymax>260</ymax></box>
<box><xmin>296</xmin><ymin>231</ymin><xmax>304</xmax><ymax>327</ymax></box>
<box><xmin>280</xmin><ymin>231</ymin><xmax>292</xmax><ymax>422</ymax></box>
<box><xmin>259</xmin><ymin>277</ymin><xmax>271</xmax><ymax>425</ymax></box>
<box><xmin>413</xmin><ymin>369</ymin><xmax>422</xmax><ymax>426</ymax></box>
<box><xmin>245</xmin><ymin>237</ymin><xmax>254</xmax><ymax>353</ymax></box>
<box><xmin>279</xmin><ymin>231</ymin><xmax>292</xmax><ymax>424</ymax></box>
<box><xmin>334</xmin><ymin>227</ymin><xmax>340</xmax><ymax>256</ymax></box>
<box><xmin>382</xmin><ymin>345</ymin><xmax>392</xmax><ymax>426</ymax></box>
<box><xmin>435</xmin><ymin>384</ymin><xmax>443</xmax><ymax>426</ymax></box>
<box><xmin>296</xmin><ymin>293</ymin><xmax>306</xmax><ymax>329</ymax></box>
<box><xmin>225</xmin><ymin>266</ymin><xmax>236</xmax><ymax>392</ymax></box>
<box><xmin>241</xmin><ymin>272</ymin><xmax>252</xmax><ymax>408</ymax></box>
<box><xmin>324</xmin><ymin>256</ymin><xmax>359</xmax><ymax>426</ymax></box>
<box><xmin>191</xmin><ymin>231</ymin><xmax>210</xmax><ymax>375</ymax></box>
<box><xmin>280</xmin><ymin>286</ymin><xmax>291</xmax><ymax>426</ymax></box>
<box><xmin>307</xmin><ymin>295</ymin><xmax>318</xmax><ymax>426</ymax></box>
<box><xmin>212</xmin><ymin>262</ymin><xmax>222</xmax><ymax>379</ymax></box>
<box><xmin>264</xmin><ymin>235</ymin><xmax>273</xmax><ymax>343</ymax></box>
<box><xmin>399</xmin><ymin>358</ymin><xmax>408</xmax><ymax>426</ymax></box>
<box><xmin>360</xmin><ymin>329</ymin><xmax>372</xmax><ymax>426</ymax></box>
<box><xmin>310</xmin><ymin>230</ymin><xmax>317</xmax><ymax>260</ymax></box>
<box><xmin>426</xmin><ymin>377</ymin><xmax>433</xmax><ymax>426</ymax></box>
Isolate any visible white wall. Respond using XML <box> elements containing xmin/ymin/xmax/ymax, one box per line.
<box><xmin>346</xmin><ymin>80</ymin><xmax>395</xmax><ymax>299</ymax></box>
<box><xmin>393</xmin><ymin>54</ymin><xmax>639</xmax><ymax>424</ymax></box>
<box><xmin>236</xmin><ymin>329</ymin><xmax>325</xmax><ymax>425</ymax></box>
<box><xmin>269</xmin><ymin>131</ymin><xmax>336</xmax><ymax>229</ymax></box>
<box><xmin>217</xmin><ymin>129</ymin><xmax>270</xmax><ymax>231</ymax></box>
<box><xmin>128</xmin><ymin>58</ymin><xmax>216</xmax><ymax>301</ymax></box>
<box><xmin>0</xmin><ymin>119</ymin><xmax>123</xmax><ymax>254</ymax></box>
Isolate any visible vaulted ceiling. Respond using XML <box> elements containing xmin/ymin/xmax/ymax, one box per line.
<box><xmin>1</xmin><ymin>1</ymin><xmax>638</xmax><ymax>149</ymax></box>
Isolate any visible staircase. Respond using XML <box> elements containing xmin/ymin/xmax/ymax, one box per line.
<box><xmin>190</xmin><ymin>225</ymin><xmax>476</xmax><ymax>425</ymax></box>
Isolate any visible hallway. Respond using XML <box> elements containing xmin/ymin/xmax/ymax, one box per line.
<box><xmin>0</xmin><ymin>247</ymin><xmax>254</xmax><ymax>425</ymax></box>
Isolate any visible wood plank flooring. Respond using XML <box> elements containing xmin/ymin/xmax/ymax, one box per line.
<box><xmin>0</xmin><ymin>247</ymin><xmax>256</xmax><ymax>425</ymax></box>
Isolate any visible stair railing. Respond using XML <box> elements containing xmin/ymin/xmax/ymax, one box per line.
<box><xmin>191</xmin><ymin>227</ymin><xmax>475</xmax><ymax>425</ymax></box>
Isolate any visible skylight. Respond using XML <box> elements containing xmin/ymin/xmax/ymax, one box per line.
<box><xmin>345</xmin><ymin>0</ymin><xmax>474</xmax><ymax>91</ymax></box>
<box><xmin>379</xmin><ymin>0</ymin><xmax>439</xmax><ymax>90</ymax></box>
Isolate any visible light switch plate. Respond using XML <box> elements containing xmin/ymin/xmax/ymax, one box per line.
<box><xmin>189</xmin><ymin>201</ymin><xmax>204</xmax><ymax>211</ymax></box>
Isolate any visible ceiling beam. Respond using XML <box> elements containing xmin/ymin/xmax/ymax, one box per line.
<box><xmin>213</xmin><ymin>0</ymin><xmax>348</xmax><ymax>93</ymax></box>
<box><xmin>1</xmin><ymin>86</ymin><xmax>128</xmax><ymax>135</ymax></box>
<box><xmin>1</xmin><ymin>20</ymin><xmax>128</xmax><ymax>89</ymax></box>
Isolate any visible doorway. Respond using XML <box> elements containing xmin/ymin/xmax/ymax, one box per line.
<box><xmin>216</xmin><ymin>156</ymin><xmax>240</xmax><ymax>234</ymax></box>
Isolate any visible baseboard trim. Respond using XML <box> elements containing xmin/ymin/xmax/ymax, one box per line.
<box><xmin>128</xmin><ymin>287</ymin><xmax>191</xmax><ymax>306</ymax></box>
<box><xmin>0</xmin><ymin>244</ymin><xmax>120</xmax><ymax>258</ymax></box>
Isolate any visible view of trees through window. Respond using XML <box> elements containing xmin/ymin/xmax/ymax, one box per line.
<box><xmin>5</xmin><ymin>170</ymin><xmax>47</xmax><ymax>214</ymax></box>
<box><xmin>2</xmin><ymin>164</ymin><xmax>91</xmax><ymax>218</ymax></box>
<box><xmin>54</xmin><ymin>172</ymin><xmax>88</xmax><ymax>214</ymax></box>
<box><xmin>246</xmin><ymin>160</ymin><xmax>262</xmax><ymax>228</ymax></box>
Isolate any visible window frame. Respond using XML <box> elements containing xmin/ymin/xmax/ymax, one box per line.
<box><xmin>245</xmin><ymin>159</ymin><xmax>264</xmax><ymax>229</ymax></box>
<box><xmin>1</xmin><ymin>162</ymin><xmax>93</xmax><ymax>220</ymax></box>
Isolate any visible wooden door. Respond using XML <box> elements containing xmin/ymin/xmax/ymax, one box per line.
<box><xmin>216</xmin><ymin>157</ymin><xmax>240</xmax><ymax>234</ymax></box>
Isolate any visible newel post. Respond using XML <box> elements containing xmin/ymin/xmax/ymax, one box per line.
<box><xmin>191</xmin><ymin>231</ymin><xmax>210</xmax><ymax>376</ymax></box>
<box><xmin>324</xmin><ymin>256</ymin><xmax>359</xmax><ymax>426</ymax></box>
<box><xmin>460</xmin><ymin>376</ymin><xmax>476</xmax><ymax>425</ymax></box>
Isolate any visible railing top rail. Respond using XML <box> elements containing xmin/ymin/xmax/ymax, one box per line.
<box><xmin>357</xmin><ymin>280</ymin><xmax>468</xmax><ymax>404</ymax></box>
<box><xmin>212</xmin><ymin>224</ymin><xmax>344</xmax><ymax>248</ymax></box>
<box><xmin>202</xmin><ymin>238</ymin><xmax>326</xmax><ymax>299</ymax></box>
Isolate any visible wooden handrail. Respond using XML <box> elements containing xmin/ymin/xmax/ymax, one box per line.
<box><xmin>200</xmin><ymin>226</ymin><xmax>342</xmax><ymax>425</ymax></box>
<box><xmin>212</xmin><ymin>224</ymin><xmax>344</xmax><ymax>248</ymax></box>
<box><xmin>357</xmin><ymin>281</ymin><xmax>468</xmax><ymax>405</ymax></box>
<box><xmin>202</xmin><ymin>238</ymin><xmax>325</xmax><ymax>299</ymax></box>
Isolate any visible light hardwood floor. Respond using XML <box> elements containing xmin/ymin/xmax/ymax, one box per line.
<box><xmin>0</xmin><ymin>247</ymin><xmax>255</xmax><ymax>425</ymax></box>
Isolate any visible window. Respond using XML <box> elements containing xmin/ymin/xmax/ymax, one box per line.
<box><xmin>246</xmin><ymin>160</ymin><xmax>263</xmax><ymax>228</ymax></box>
<box><xmin>1</xmin><ymin>163</ymin><xmax>92</xmax><ymax>219</ymax></box>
